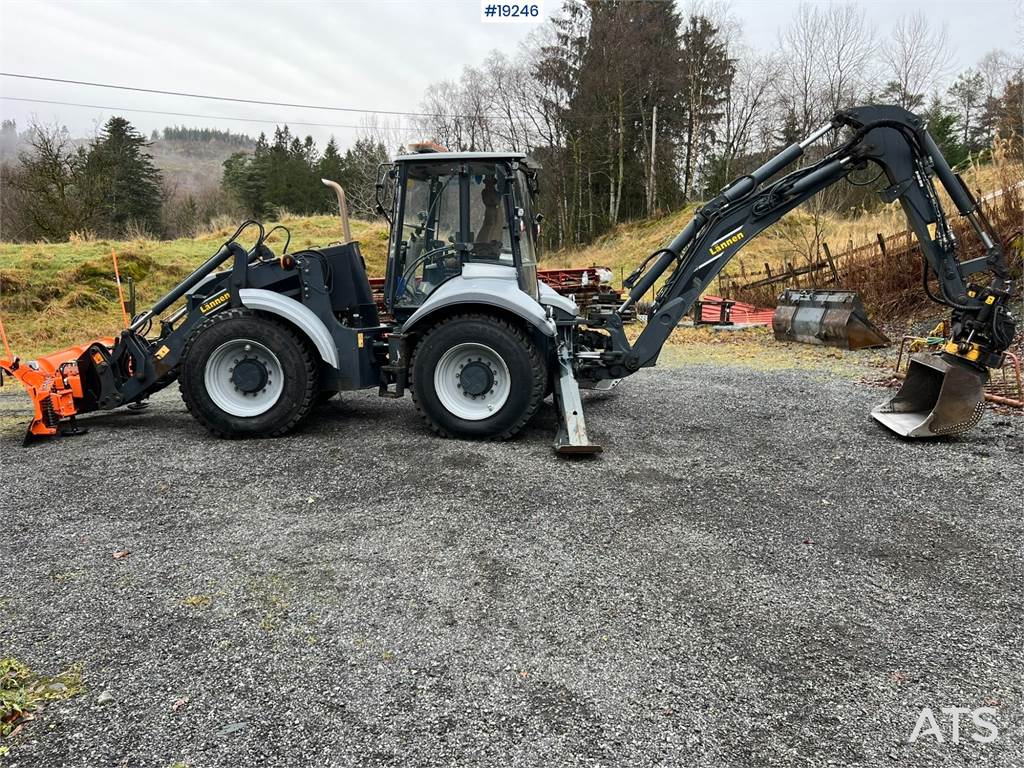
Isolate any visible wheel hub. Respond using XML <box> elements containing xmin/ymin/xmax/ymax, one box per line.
<box><xmin>204</xmin><ymin>338</ymin><xmax>284</xmax><ymax>417</ymax></box>
<box><xmin>231</xmin><ymin>357</ymin><xmax>269</xmax><ymax>394</ymax></box>
<box><xmin>458</xmin><ymin>360</ymin><xmax>494</xmax><ymax>398</ymax></box>
<box><xmin>433</xmin><ymin>342</ymin><xmax>511</xmax><ymax>421</ymax></box>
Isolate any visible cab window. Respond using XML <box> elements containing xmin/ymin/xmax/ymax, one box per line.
<box><xmin>395</xmin><ymin>164</ymin><xmax>462</xmax><ymax>307</ymax></box>
<box><xmin>467</xmin><ymin>168</ymin><xmax>512</xmax><ymax>263</ymax></box>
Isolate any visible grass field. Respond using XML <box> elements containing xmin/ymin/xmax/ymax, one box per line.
<box><xmin>0</xmin><ymin>216</ymin><xmax>389</xmax><ymax>358</ymax></box>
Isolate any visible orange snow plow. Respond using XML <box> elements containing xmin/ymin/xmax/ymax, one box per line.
<box><xmin>0</xmin><ymin>324</ymin><xmax>116</xmax><ymax>444</ymax></box>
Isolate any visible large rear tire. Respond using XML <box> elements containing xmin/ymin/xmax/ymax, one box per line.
<box><xmin>411</xmin><ymin>314</ymin><xmax>546</xmax><ymax>440</ymax></box>
<box><xmin>179</xmin><ymin>309</ymin><xmax>318</xmax><ymax>438</ymax></box>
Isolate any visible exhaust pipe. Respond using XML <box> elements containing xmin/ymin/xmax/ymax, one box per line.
<box><xmin>872</xmin><ymin>353</ymin><xmax>988</xmax><ymax>437</ymax></box>
<box><xmin>321</xmin><ymin>179</ymin><xmax>353</xmax><ymax>245</ymax></box>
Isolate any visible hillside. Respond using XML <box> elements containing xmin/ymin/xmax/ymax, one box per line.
<box><xmin>0</xmin><ymin>215</ymin><xmax>388</xmax><ymax>357</ymax></box>
<box><xmin>148</xmin><ymin>134</ymin><xmax>256</xmax><ymax>195</ymax></box>
<box><xmin>0</xmin><ymin>127</ymin><xmax>255</xmax><ymax>197</ymax></box>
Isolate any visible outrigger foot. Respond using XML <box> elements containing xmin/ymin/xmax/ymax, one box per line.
<box><xmin>553</xmin><ymin>342</ymin><xmax>602</xmax><ymax>455</ymax></box>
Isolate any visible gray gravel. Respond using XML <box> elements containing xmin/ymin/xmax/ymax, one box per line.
<box><xmin>0</xmin><ymin>363</ymin><xmax>1021</xmax><ymax>767</ymax></box>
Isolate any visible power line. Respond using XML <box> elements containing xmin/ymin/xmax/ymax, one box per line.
<box><xmin>0</xmin><ymin>71</ymin><xmax>490</xmax><ymax>120</ymax></box>
<box><xmin>0</xmin><ymin>71</ymin><xmax>647</xmax><ymax>122</ymax></box>
<box><xmin>0</xmin><ymin>95</ymin><xmax>421</xmax><ymax>134</ymax></box>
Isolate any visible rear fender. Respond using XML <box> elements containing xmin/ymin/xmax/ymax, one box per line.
<box><xmin>401</xmin><ymin>273</ymin><xmax>556</xmax><ymax>338</ymax></box>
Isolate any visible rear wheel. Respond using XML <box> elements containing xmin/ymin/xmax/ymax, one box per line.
<box><xmin>411</xmin><ymin>314</ymin><xmax>546</xmax><ymax>440</ymax></box>
<box><xmin>180</xmin><ymin>309</ymin><xmax>318</xmax><ymax>438</ymax></box>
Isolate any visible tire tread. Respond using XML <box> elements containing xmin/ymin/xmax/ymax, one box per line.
<box><xmin>179</xmin><ymin>308</ymin><xmax>318</xmax><ymax>438</ymax></box>
<box><xmin>410</xmin><ymin>313</ymin><xmax>546</xmax><ymax>441</ymax></box>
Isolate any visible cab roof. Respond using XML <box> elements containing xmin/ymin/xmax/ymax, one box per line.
<box><xmin>392</xmin><ymin>151</ymin><xmax>530</xmax><ymax>164</ymax></box>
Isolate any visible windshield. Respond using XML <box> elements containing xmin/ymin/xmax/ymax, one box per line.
<box><xmin>393</xmin><ymin>160</ymin><xmax>522</xmax><ymax>308</ymax></box>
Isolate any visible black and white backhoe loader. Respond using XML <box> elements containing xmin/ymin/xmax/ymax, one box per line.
<box><xmin>1</xmin><ymin>105</ymin><xmax>1016</xmax><ymax>452</ymax></box>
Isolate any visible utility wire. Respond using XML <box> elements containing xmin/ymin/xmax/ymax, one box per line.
<box><xmin>0</xmin><ymin>71</ymin><xmax>496</xmax><ymax>120</ymax></box>
<box><xmin>0</xmin><ymin>71</ymin><xmax>646</xmax><ymax>121</ymax></box>
<box><xmin>0</xmin><ymin>95</ymin><xmax>422</xmax><ymax>134</ymax></box>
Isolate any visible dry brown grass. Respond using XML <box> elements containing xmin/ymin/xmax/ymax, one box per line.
<box><xmin>543</xmin><ymin>151</ymin><xmax>1023</xmax><ymax>310</ymax></box>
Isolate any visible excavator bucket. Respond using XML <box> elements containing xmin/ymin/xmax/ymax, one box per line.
<box><xmin>872</xmin><ymin>353</ymin><xmax>988</xmax><ymax>437</ymax></box>
<box><xmin>773</xmin><ymin>289</ymin><xmax>890</xmax><ymax>350</ymax></box>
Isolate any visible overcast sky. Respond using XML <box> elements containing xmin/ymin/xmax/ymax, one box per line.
<box><xmin>0</xmin><ymin>0</ymin><xmax>1020</xmax><ymax>150</ymax></box>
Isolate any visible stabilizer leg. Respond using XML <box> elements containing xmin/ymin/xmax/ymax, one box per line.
<box><xmin>553</xmin><ymin>342</ymin><xmax>602</xmax><ymax>455</ymax></box>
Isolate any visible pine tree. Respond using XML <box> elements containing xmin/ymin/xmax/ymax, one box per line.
<box><xmin>342</xmin><ymin>138</ymin><xmax>389</xmax><ymax>219</ymax></box>
<box><xmin>679</xmin><ymin>14</ymin><xmax>734</xmax><ymax>199</ymax></box>
<box><xmin>318</xmin><ymin>137</ymin><xmax>344</xmax><ymax>183</ymax></box>
<box><xmin>923</xmin><ymin>96</ymin><xmax>967</xmax><ymax>168</ymax></box>
<box><xmin>86</xmin><ymin>116</ymin><xmax>164</xmax><ymax>236</ymax></box>
<box><xmin>222</xmin><ymin>151</ymin><xmax>266</xmax><ymax>218</ymax></box>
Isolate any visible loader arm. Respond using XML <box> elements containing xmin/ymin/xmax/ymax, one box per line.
<box><xmin>584</xmin><ymin>105</ymin><xmax>1015</xmax><ymax>381</ymax></box>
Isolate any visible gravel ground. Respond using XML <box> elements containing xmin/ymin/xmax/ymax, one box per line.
<box><xmin>0</xmin><ymin>362</ymin><xmax>1021</xmax><ymax>768</ymax></box>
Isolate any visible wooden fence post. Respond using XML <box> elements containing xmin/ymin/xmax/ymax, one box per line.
<box><xmin>822</xmin><ymin>242</ymin><xmax>840</xmax><ymax>285</ymax></box>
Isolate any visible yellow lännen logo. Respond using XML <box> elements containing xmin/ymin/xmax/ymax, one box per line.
<box><xmin>199</xmin><ymin>291</ymin><xmax>230</xmax><ymax>315</ymax></box>
<box><xmin>709</xmin><ymin>230</ymin><xmax>745</xmax><ymax>256</ymax></box>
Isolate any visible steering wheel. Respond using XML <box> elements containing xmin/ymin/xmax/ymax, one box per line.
<box><xmin>400</xmin><ymin>244</ymin><xmax>456</xmax><ymax>301</ymax></box>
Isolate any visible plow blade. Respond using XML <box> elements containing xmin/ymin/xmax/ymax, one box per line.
<box><xmin>773</xmin><ymin>289</ymin><xmax>890</xmax><ymax>350</ymax></box>
<box><xmin>872</xmin><ymin>353</ymin><xmax>987</xmax><ymax>438</ymax></box>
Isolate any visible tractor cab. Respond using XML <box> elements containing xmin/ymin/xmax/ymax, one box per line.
<box><xmin>378</xmin><ymin>151</ymin><xmax>542</xmax><ymax>319</ymax></box>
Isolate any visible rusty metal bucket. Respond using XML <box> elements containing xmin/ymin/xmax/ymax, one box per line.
<box><xmin>773</xmin><ymin>289</ymin><xmax>890</xmax><ymax>350</ymax></box>
<box><xmin>872</xmin><ymin>353</ymin><xmax>988</xmax><ymax>437</ymax></box>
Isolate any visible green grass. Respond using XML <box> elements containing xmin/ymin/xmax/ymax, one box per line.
<box><xmin>0</xmin><ymin>657</ymin><xmax>85</xmax><ymax>740</ymax></box>
<box><xmin>0</xmin><ymin>215</ymin><xmax>388</xmax><ymax>359</ymax></box>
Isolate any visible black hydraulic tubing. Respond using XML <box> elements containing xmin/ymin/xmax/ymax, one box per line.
<box><xmin>721</xmin><ymin>143</ymin><xmax>804</xmax><ymax>204</ymax></box>
<box><xmin>621</xmin><ymin>122</ymin><xmax>837</xmax><ymax>310</ymax></box>
<box><xmin>129</xmin><ymin>242</ymin><xmax>242</xmax><ymax>331</ymax></box>
<box><xmin>921</xmin><ymin>130</ymin><xmax>975</xmax><ymax>215</ymax></box>
<box><xmin>788</xmin><ymin>158</ymin><xmax>849</xmax><ymax>195</ymax></box>
<box><xmin>626</xmin><ymin>249</ymin><xmax>678</xmax><ymax>304</ymax></box>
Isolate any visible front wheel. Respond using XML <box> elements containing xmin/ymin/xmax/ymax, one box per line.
<box><xmin>179</xmin><ymin>309</ymin><xmax>318</xmax><ymax>438</ymax></box>
<box><xmin>411</xmin><ymin>314</ymin><xmax>546</xmax><ymax>440</ymax></box>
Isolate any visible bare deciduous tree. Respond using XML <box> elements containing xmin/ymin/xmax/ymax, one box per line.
<box><xmin>775</xmin><ymin>3</ymin><xmax>826</xmax><ymax>138</ymax></box>
<box><xmin>882</xmin><ymin>12</ymin><xmax>952</xmax><ymax>110</ymax></box>
<box><xmin>819</xmin><ymin>4</ymin><xmax>876</xmax><ymax>115</ymax></box>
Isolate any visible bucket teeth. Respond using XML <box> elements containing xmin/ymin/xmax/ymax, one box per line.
<box><xmin>872</xmin><ymin>353</ymin><xmax>988</xmax><ymax>438</ymax></box>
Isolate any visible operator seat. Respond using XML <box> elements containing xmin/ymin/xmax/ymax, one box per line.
<box><xmin>474</xmin><ymin>175</ymin><xmax>504</xmax><ymax>258</ymax></box>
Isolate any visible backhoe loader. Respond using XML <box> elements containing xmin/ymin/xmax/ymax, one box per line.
<box><xmin>0</xmin><ymin>105</ymin><xmax>1016</xmax><ymax>452</ymax></box>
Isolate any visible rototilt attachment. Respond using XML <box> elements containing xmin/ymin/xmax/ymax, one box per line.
<box><xmin>872</xmin><ymin>353</ymin><xmax>988</xmax><ymax>437</ymax></box>
<box><xmin>773</xmin><ymin>289</ymin><xmax>890</xmax><ymax>350</ymax></box>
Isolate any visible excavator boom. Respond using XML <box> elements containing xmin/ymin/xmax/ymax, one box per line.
<box><xmin>577</xmin><ymin>105</ymin><xmax>1016</xmax><ymax>438</ymax></box>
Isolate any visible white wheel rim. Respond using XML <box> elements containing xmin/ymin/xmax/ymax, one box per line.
<box><xmin>433</xmin><ymin>342</ymin><xmax>511</xmax><ymax>421</ymax></box>
<box><xmin>204</xmin><ymin>338</ymin><xmax>284</xmax><ymax>417</ymax></box>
